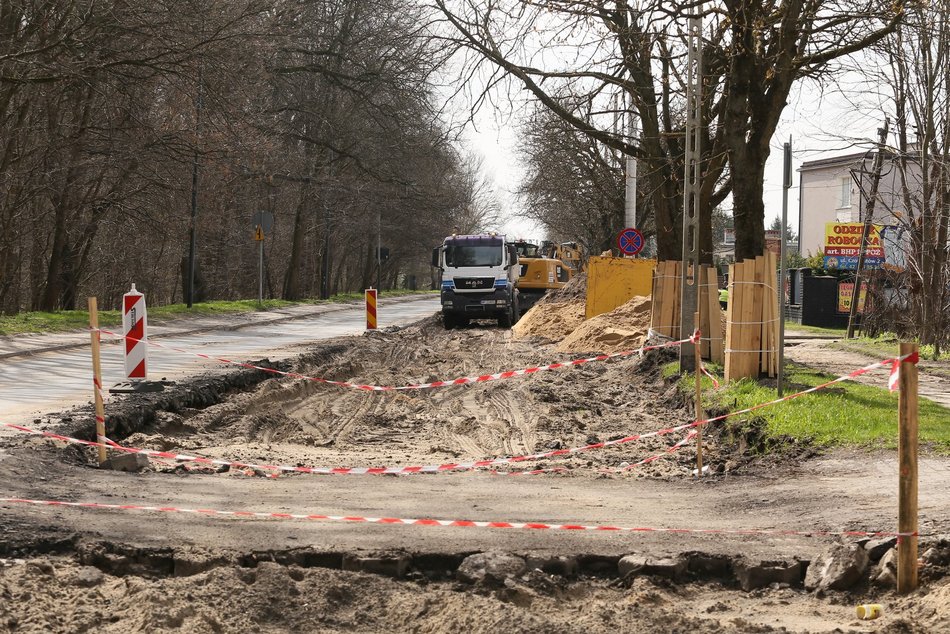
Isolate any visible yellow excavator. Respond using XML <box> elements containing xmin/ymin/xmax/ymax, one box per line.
<box><xmin>513</xmin><ymin>240</ymin><xmax>583</xmax><ymax>312</ymax></box>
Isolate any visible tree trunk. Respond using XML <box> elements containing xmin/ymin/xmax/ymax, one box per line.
<box><xmin>729</xmin><ymin>154</ymin><xmax>767</xmax><ymax>260</ymax></box>
<box><xmin>282</xmin><ymin>186</ymin><xmax>309</xmax><ymax>300</ymax></box>
<box><xmin>39</xmin><ymin>84</ymin><xmax>94</xmax><ymax>311</ymax></box>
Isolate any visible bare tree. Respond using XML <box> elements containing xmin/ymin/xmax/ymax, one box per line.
<box><xmin>0</xmin><ymin>0</ymin><xmax>476</xmax><ymax>313</ymax></box>
<box><xmin>871</xmin><ymin>4</ymin><xmax>950</xmax><ymax>352</ymax></box>
<box><xmin>517</xmin><ymin>104</ymin><xmax>625</xmax><ymax>254</ymax></box>
<box><xmin>434</xmin><ymin>1</ymin><xmax>904</xmax><ymax>261</ymax></box>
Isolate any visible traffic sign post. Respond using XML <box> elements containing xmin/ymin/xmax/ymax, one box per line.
<box><xmin>617</xmin><ymin>227</ymin><xmax>644</xmax><ymax>256</ymax></box>
<box><xmin>252</xmin><ymin>211</ymin><xmax>273</xmax><ymax>305</ymax></box>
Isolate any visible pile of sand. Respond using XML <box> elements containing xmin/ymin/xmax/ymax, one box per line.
<box><xmin>536</xmin><ymin>272</ymin><xmax>587</xmax><ymax>305</ymax></box>
<box><xmin>555</xmin><ymin>295</ymin><xmax>652</xmax><ymax>353</ymax></box>
<box><xmin>512</xmin><ymin>300</ymin><xmax>585</xmax><ymax>341</ymax></box>
<box><xmin>514</xmin><ymin>285</ymin><xmax>653</xmax><ymax>354</ymax></box>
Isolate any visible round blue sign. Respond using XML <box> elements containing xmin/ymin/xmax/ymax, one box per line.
<box><xmin>617</xmin><ymin>227</ymin><xmax>644</xmax><ymax>255</ymax></box>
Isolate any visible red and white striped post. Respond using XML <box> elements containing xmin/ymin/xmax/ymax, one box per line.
<box><xmin>122</xmin><ymin>284</ymin><xmax>148</xmax><ymax>381</ymax></box>
<box><xmin>365</xmin><ymin>288</ymin><xmax>377</xmax><ymax>330</ymax></box>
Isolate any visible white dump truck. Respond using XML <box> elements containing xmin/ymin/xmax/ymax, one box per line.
<box><xmin>431</xmin><ymin>233</ymin><xmax>521</xmax><ymax>329</ymax></box>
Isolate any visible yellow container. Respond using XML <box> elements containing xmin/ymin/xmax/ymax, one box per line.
<box><xmin>585</xmin><ymin>256</ymin><xmax>656</xmax><ymax>319</ymax></box>
<box><xmin>856</xmin><ymin>604</ymin><xmax>883</xmax><ymax>620</ymax></box>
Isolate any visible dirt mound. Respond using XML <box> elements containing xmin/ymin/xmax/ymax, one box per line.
<box><xmin>512</xmin><ymin>300</ymin><xmax>585</xmax><ymax>341</ymax></box>
<box><xmin>556</xmin><ymin>295</ymin><xmax>651</xmax><ymax>353</ymax></box>
<box><xmin>536</xmin><ymin>271</ymin><xmax>587</xmax><ymax>305</ymax></box>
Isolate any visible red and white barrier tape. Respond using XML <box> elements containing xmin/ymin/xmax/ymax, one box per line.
<box><xmin>0</xmin><ymin>497</ymin><xmax>915</xmax><ymax>539</ymax></box>
<box><xmin>593</xmin><ymin>431</ymin><xmax>697</xmax><ymax>474</ymax></box>
<box><xmin>0</xmin><ymin>418</ymin><xmax>700</xmax><ymax>476</ymax></box>
<box><xmin>0</xmin><ymin>351</ymin><xmax>916</xmax><ymax>477</ymax></box>
<box><xmin>699</xmin><ymin>364</ymin><xmax>720</xmax><ymax>389</ymax></box>
<box><xmin>95</xmin><ymin>328</ymin><xmax>697</xmax><ymax>391</ymax></box>
<box><xmin>888</xmin><ymin>351</ymin><xmax>918</xmax><ymax>391</ymax></box>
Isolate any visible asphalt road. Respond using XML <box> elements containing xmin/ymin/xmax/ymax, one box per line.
<box><xmin>0</xmin><ymin>296</ymin><xmax>441</xmax><ymax>425</ymax></box>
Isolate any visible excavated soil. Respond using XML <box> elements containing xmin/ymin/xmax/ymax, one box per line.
<box><xmin>0</xmin><ymin>302</ymin><xmax>948</xmax><ymax>632</ymax></box>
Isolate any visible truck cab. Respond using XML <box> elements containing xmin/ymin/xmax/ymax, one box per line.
<box><xmin>432</xmin><ymin>233</ymin><xmax>520</xmax><ymax>329</ymax></box>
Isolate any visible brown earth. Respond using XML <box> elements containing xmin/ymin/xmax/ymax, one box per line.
<box><xmin>0</xmin><ymin>304</ymin><xmax>948</xmax><ymax>632</ymax></box>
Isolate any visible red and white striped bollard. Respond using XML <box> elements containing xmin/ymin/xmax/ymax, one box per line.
<box><xmin>365</xmin><ymin>289</ymin><xmax>377</xmax><ymax>330</ymax></box>
<box><xmin>122</xmin><ymin>284</ymin><xmax>148</xmax><ymax>381</ymax></box>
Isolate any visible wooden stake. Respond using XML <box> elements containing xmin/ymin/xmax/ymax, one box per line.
<box><xmin>694</xmin><ymin>310</ymin><xmax>703</xmax><ymax>477</ymax></box>
<box><xmin>88</xmin><ymin>297</ymin><xmax>108</xmax><ymax>465</ymax></box>
<box><xmin>897</xmin><ymin>342</ymin><xmax>919</xmax><ymax>594</ymax></box>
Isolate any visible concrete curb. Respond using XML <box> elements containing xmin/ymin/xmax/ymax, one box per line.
<box><xmin>0</xmin><ymin>294</ymin><xmax>437</xmax><ymax>361</ymax></box>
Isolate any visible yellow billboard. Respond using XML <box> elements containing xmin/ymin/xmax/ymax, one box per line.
<box><xmin>823</xmin><ymin>223</ymin><xmax>885</xmax><ymax>270</ymax></box>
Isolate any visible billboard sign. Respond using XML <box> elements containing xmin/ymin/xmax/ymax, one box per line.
<box><xmin>837</xmin><ymin>281</ymin><xmax>868</xmax><ymax>314</ymax></box>
<box><xmin>823</xmin><ymin>223</ymin><xmax>885</xmax><ymax>270</ymax></box>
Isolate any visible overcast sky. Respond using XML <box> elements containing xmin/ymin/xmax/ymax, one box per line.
<box><xmin>460</xmin><ymin>71</ymin><xmax>889</xmax><ymax>243</ymax></box>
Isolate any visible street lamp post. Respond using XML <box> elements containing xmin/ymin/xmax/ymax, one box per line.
<box><xmin>187</xmin><ymin>66</ymin><xmax>203</xmax><ymax>308</ymax></box>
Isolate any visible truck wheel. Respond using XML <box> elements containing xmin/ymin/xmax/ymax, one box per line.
<box><xmin>512</xmin><ymin>294</ymin><xmax>521</xmax><ymax>324</ymax></box>
<box><xmin>498</xmin><ymin>307</ymin><xmax>513</xmax><ymax>329</ymax></box>
<box><xmin>443</xmin><ymin>313</ymin><xmax>456</xmax><ymax>330</ymax></box>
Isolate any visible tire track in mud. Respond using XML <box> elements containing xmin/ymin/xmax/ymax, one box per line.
<box><xmin>485</xmin><ymin>391</ymin><xmax>537</xmax><ymax>456</ymax></box>
<box><xmin>284</xmin><ymin>388</ymin><xmax>380</xmax><ymax>448</ymax></box>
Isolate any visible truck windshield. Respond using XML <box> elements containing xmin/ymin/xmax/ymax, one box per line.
<box><xmin>445</xmin><ymin>245</ymin><xmax>503</xmax><ymax>267</ymax></box>
<box><xmin>516</xmin><ymin>243</ymin><xmax>539</xmax><ymax>257</ymax></box>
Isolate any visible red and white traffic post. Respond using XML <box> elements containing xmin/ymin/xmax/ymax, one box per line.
<box><xmin>122</xmin><ymin>284</ymin><xmax>148</xmax><ymax>381</ymax></box>
<box><xmin>365</xmin><ymin>289</ymin><xmax>377</xmax><ymax>330</ymax></box>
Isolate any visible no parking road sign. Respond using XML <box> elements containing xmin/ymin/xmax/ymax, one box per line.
<box><xmin>617</xmin><ymin>227</ymin><xmax>644</xmax><ymax>256</ymax></box>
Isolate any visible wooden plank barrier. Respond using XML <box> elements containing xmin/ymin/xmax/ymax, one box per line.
<box><xmin>650</xmin><ymin>260</ymin><xmax>681</xmax><ymax>339</ymax></box>
<box><xmin>649</xmin><ymin>261</ymin><xmax>723</xmax><ymax>364</ymax></box>
<box><xmin>724</xmin><ymin>251</ymin><xmax>780</xmax><ymax>382</ymax></box>
<box><xmin>704</xmin><ymin>266</ymin><xmax>725</xmax><ymax>364</ymax></box>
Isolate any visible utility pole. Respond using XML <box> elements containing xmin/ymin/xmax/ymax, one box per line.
<box><xmin>679</xmin><ymin>4</ymin><xmax>702</xmax><ymax>372</ymax></box>
<box><xmin>625</xmin><ymin>94</ymin><xmax>638</xmax><ymax>231</ymax></box>
<box><xmin>847</xmin><ymin>118</ymin><xmax>890</xmax><ymax>339</ymax></box>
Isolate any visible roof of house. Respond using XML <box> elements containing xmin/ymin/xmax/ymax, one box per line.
<box><xmin>799</xmin><ymin>147</ymin><xmax>919</xmax><ymax>172</ymax></box>
<box><xmin>799</xmin><ymin>151</ymin><xmax>870</xmax><ymax>171</ymax></box>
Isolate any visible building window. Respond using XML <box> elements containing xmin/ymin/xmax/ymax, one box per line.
<box><xmin>839</xmin><ymin>177</ymin><xmax>851</xmax><ymax>208</ymax></box>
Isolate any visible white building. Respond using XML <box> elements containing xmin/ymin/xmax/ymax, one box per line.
<box><xmin>797</xmin><ymin>150</ymin><xmax>913</xmax><ymax>263</ymax></box>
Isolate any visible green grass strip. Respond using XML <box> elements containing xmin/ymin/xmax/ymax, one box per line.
<box><xmin>0</xmin><ymin>290</ymin><xmax>435</xmax><ymax>336</ymax></box>
<box><xmin>668</xmin><ymin>362</ymin><xmax>950</xmax><ymax>453</ymax></box>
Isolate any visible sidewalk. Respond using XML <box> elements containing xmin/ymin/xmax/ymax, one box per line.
<box><xmin>783</xmin><ymin>328</ymin><xmax>950</xmax><ymax>409</ymax></box>
<box><xmin>0</xmin><ymin>295</ymin><xmax>434</xmax><ymax>361</ymax></box>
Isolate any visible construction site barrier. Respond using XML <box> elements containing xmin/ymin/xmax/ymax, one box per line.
<box><xmin>365</xmin><ymin>288</ymin><xmax>377</xmax><ymax>330</ymax></box>
<box><xmin>4</xmin><ymin>304</ymin><xmax>927</xmax><ymax>563</ymax></box>
<box><xmin>2</xmin><ymin>350</ymin><xmax>913</xmax><ymax>478</ymax></box>
<box><xmin>94</xmin><ymin>328</ymin><xmax>697</xmax><ymax>391</ymax></box>
<box><xmin>0</xmin><ymin>497</ymin><xmax>919</xmax><ymax>540</ymax></box>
